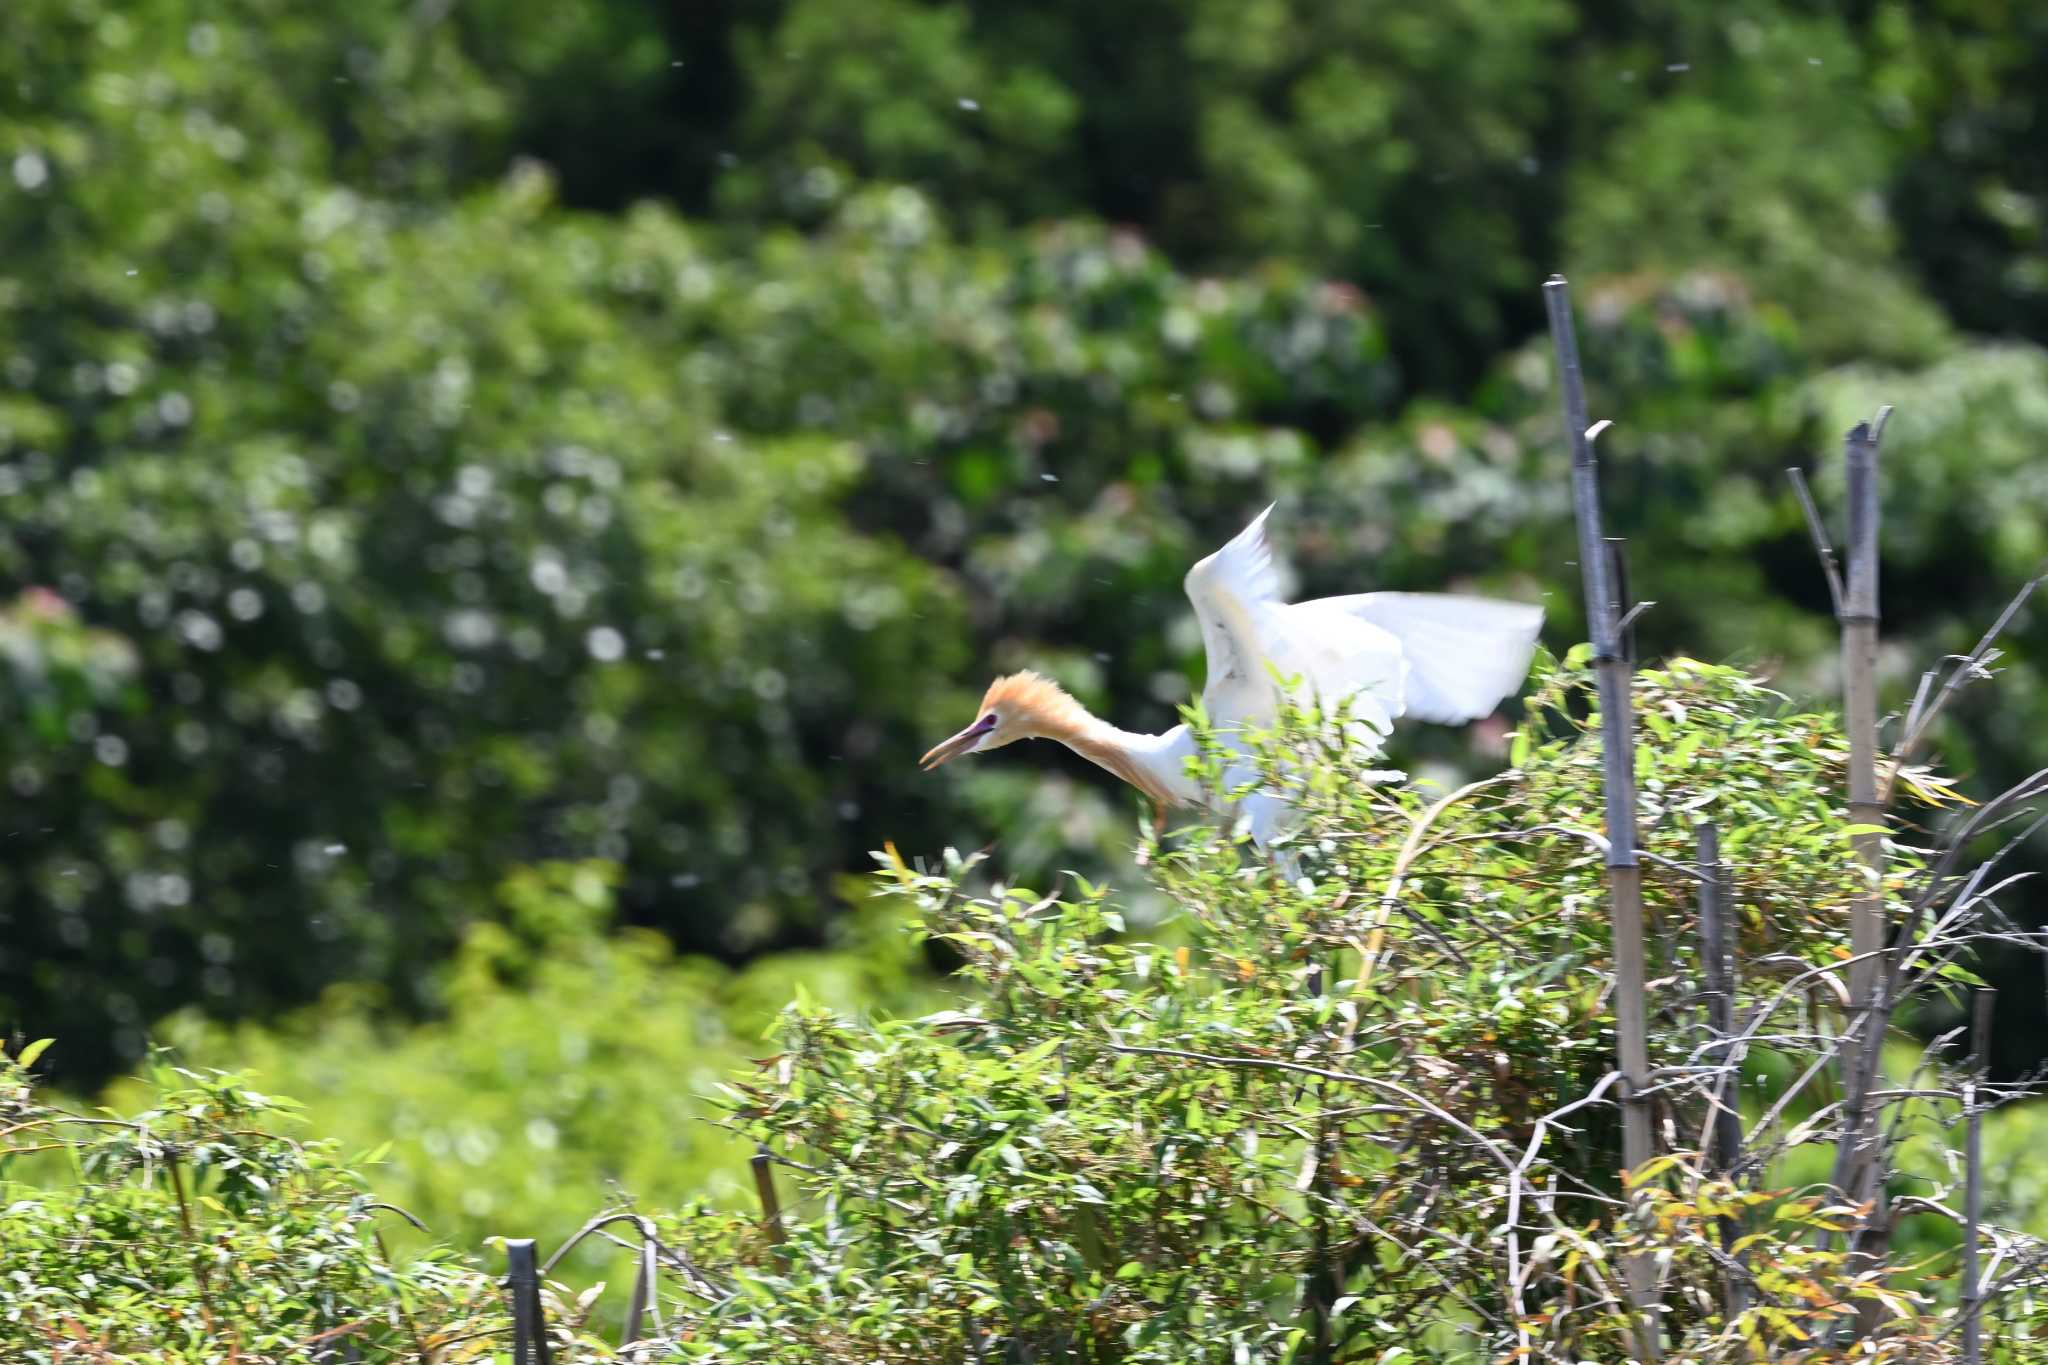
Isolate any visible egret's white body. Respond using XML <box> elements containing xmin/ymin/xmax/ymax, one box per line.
<box><xmin>921</xmin><ymin>505</ymin><xmax>1544</xmax><ymax>847</ymax></box>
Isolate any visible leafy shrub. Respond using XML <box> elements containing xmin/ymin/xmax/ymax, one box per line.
<box><xmin>627</xmin><ymin>659</ymin><xmax>2047</xmax><ymax>1360</ymax></box>
<box><xmin>0</xmin><ymin>1041</ymin><xmax>511</xmax><ymax>1362</ymax></box>
<box><xmin>11</xmin><ymin>659</ymin><xmax>2047</xmax><ymax>1360</ymax></box>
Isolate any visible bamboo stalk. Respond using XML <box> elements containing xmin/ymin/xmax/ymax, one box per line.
<box><xmin>1814</xmin><ymin>413</ymin><xmax>1896</xmax><ymax>1347</ymax></box>
<box><xmin>1695</xmin><ymin>820</ymin><xmax>1747</xmax><ymax>1319</ymax></box>
<box><xmin>1543</xmin><ymin>275</ymin><xmax>1659</xmax><ymax>1352</ymax></box>
<box><xmin>1962</xmin><ymin>987</ymin><xmax>1995</xmax><ymax>1365</ymax></box>
<box><xmin>1695</xmin><ymin>821</ymin><xmax>1740</xmax><ymax>1175</ymax></box>
<box><xmin>751</xmin><ymin>1148</ymin><xmax>787</xmax><ymax>1246</ymax></box>
<box><xmin>1828</xmin><ymin>418</ymin><xmax>1891</xmax><ymax>1310</ymax></box>
<box><xmin>1842</xmin><ymin>416</ymin><xmax>1887</xmax><ymax>1054</ymax></box>
<box><xmin>505</xmin><ymin>1237</ymin><xmax>553</xmax><ymax>1365</ymax></box>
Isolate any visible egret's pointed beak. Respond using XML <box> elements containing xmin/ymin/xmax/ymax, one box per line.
<box><xmin>921</xmin><ymin>714</ymin><xmax>997</xmax><ymax>771</ymax></box>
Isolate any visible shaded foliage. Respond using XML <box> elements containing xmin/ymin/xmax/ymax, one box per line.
<box><xmin>6</xmin><ymin>0</ymin><xmax>2048</xmax><ymax>1088</ymax></box>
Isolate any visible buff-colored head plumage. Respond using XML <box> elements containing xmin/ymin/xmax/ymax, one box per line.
<box><xmin>976</xmin><ymin>671</ymin><xmax>1091</xmax><ymax>739</ymax></box>
<box><xmin>920</xmin><ymin>670</ymin><xmax>1095</xmax><ymax>770</ymax></box>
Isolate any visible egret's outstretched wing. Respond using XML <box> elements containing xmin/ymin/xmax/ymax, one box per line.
<box><xmin>1183</xmin><ymin>505</ymin><xmax>1287</xmax><ymax>725</ymax></box>
<box><xmin>1186</xmin><ymin>507</ymin><xmax>1407</xmax><ymax>734</ymax></box>
<box><xmin>1307</xmin><ymin>592</ymin><xmax>1543</xmax><ymax>724</ymax></box>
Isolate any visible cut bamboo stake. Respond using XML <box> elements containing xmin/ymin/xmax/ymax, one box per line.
<box><xmin>1828</xmin><ymin>417</ymin><xmax>1892</xmax><ymax>1301</ymax></box>
<box><xmin>1842</xmin><ymin>416</ymin><xmax>1888</xmax><ymax>1048</ymax></box>
<box><xmin>1695</xmin><ymin>821</ymin><xmax>1747</xmax><ymax>1319</ymax></box>
<box><xmin>1543</xmin><ymin>275</ymin><xmax>1659</xmax><ymax>1351</ymax></box>
<box><xmin>1695</xmin><ymin>821</ymin><xmax>1740</xmax><ymax>1174</ymax></box>
<box><xmin>1962</xmin><ymin>987</ymin><xmax>1995</xmax><ymax>1365</ymax></box>
<box><xmin>751</xmin><ymin>1148</ymin><xmax>787</xmax><ymax>1246</ymax></box>
<box><xmin>505</xmin><ymin>1237</ymin><xmax>553</xmax><ymax>1365</ymax></box>
<box><xmin>1800</xmin><ymin>413</ymin><xmax>1896</xmax><ymax>1349</ymax></box>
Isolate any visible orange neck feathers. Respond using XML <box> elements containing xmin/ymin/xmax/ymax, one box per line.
<box><xmin>980</xmin><ymin>671</ymin><xmax>1184</xmax><ymax>808</ymax></box>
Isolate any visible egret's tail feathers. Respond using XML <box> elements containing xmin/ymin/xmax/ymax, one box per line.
<box><xmin>1311</xmin><ymin>592</ymin><xmax>1544</xmax><ymax>724</ymax></box>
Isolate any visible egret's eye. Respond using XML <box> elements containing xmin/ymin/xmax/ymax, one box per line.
<box><xmin>979</xmin><ymin>713</ymin><xmax>998</xmax><ymax>728</ymax></box>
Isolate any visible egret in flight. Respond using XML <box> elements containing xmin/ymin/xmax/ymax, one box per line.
<box><xmin>920</xmin><ymin>505</ymin><xmax>1544</xmax><ymax>847</ymax></box>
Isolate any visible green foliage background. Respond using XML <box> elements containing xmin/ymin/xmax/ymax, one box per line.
<box><xmin>4</xmin><ymin>0</ymin><xmax>2048</xmax><ymax>1280</ymax></box>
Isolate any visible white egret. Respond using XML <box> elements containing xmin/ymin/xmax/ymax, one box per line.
<box><xmin>920</xmin><ymin>505</ymin><xmax>1544</xmax><ymax>847</ymax></box>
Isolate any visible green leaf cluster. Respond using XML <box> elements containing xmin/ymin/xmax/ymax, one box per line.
<box><xmin>0</xmin><ymin>1041</ymin><xmax>512</xmax><ymax>1361</ymax></box>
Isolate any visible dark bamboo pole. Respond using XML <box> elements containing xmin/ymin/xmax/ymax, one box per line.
<box><xmin>1827</xmin><ymin>418</ymin><xmax>1892</xmax><ymax>1315</ymax></box>
<box><xmin>1543</xmin><ymin>275</ymin><xmax>1659</xmax><ymax>1349</ymax></box>
<box><xmin>505</xmin><ymin>1237</ymin><xmax>553</xmax><ymax>1365</ymax></box>
<box><xmin>1962</xmin><ymin>988</ymin><xmax>1995</xmax><ymax>1365</ymax></box>
<box><xmin>1696</xmin><ymin>822</ymin><xmax>1740</xmax><ymax>1178</ymax></box>
<box><xmin>1842</xmin><ymin>418</ymin><xmax>1887</xmax><ymax>1045</ymax></box>
<box><xmin>1695</xmin><ymin>820</ymin><xmax>1747</xmax><ymax>1319</ymax></box>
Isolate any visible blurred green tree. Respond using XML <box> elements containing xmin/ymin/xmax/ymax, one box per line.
<box><xmin>0</xmin><ymin>2</ymin><xmax>965</xmax><ymax>1078</ymax></box>
<box><xmin>7</xmin><ymin>0</ymin><xmax>2048</xmax><ymax>1087</ymax></box>
<box><xmin>122</xmin><ymin>858</ymin><xmax>939</xmax><ymax>1279</ymax></box>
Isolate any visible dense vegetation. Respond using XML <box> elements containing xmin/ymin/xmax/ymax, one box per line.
<box><xmin>653</xmin><ymin>658</ymin><xmax>2048</xmax><ymax>1360</ymax></box>
<box><xmin>11</xmin><ymin>661</ymin><xmax>2048</xmax><ymax>1360</ymax></box>
<box><xmin>7</xmin><ymin>2</ymin><xmax>2048</xmax><ymax>1346</ymax></box>
<box><xmin>6</xmin><ymin>0</ymin><xmax>2048</xmax><ymax>1085</ymax></box>
<box><xmin>121</xmin><ymin>857</ymin><xmax>940</xmax><ymax>1276</ymax></box>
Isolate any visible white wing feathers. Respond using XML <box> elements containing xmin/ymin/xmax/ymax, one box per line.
<box><xmin>1184</xmin><ymin>505</ymin><xmax>1404</xmax><ymax>732</ymax></box>
<box><xmin>1184</xmin><ymin>507</ymin><xmax>1543</xmax><ymax>733</ymax></box>
<box><xmin>1247</xmin><ymin>603</ymin><xmax>1407</xmax><ymax>733</ymax></box>
<box><xmin>1182</xmin><ymin>504</ymin><xmax>1288</xmax><ymax>723</ymax></box>
<box><xmin>1183</xmin><ymin>503</ymin><xmax>1286</xmax><ymax>614</ymax></box>
<box><xmin>1306</xmin><ymin>592</ymin><xmax>1545</xmax><ymax>724</ymax></box>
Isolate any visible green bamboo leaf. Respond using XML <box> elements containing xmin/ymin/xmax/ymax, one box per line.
<box><xmin>1013</xmin><ymin>1037</ymin><xmax>1064</xmax><ymax>1069</ymax></box>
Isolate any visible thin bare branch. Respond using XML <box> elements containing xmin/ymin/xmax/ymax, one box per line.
<box><xmin>1891</xmin><ymin>570</ymin><xmax>2046</xmax><ymax>789</ymax></box>
<box><xmin>1786</xmin><ymin>465</ymin><xmax>1845</xmax><ymax>615</ymax></box>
